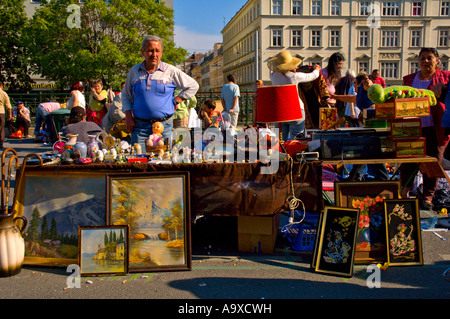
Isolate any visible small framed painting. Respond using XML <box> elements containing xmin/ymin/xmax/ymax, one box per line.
<box><xmin>107</xmin><ymin>171</ymin><xmax>191</xmax><ymax>272</ymax></box>
<box><xmin>78</xmin><ymin>225</ymin><xmax>129</xmax><ymax>276</ymax></box>
<box><xmin>319</xmin><ymin>107</ymin><xmax>338</xmax><ymax>130</ymax></box>
<box><xmin>314</xmin><ymin>206</ymin><xmax>360</xmax><ymax>277</ymax></box>
<box><xmin>384</xmin><ymin>199</ymin><xmax>423</xmax><ymax>266</ymax></box>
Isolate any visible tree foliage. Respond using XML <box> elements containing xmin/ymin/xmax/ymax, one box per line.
<box><xmin>0</xmin><ymin>0</ymin><xmax>33</xmax><ymax>92</ymax></box>
<box><xmin>24</xmin><ymin>0</ymin><xmax>188</xmax><ymax>89</ymax></box>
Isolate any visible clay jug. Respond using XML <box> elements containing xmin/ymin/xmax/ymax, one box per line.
<box><xmin>0</xmin><ymin>213</ymin><xmax>27</xmax><ymax>277</ymax></box>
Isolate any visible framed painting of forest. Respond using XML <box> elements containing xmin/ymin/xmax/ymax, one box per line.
<box><xmin>106</xmin><ymin>172</ymin><xmax>191</xmax><ymax>272</ymax></box>
<box><xmin>314</xmin><ymin>206</ymin><xmax>360</xmax><ymax>277</ymax></box>
<box><xmin>384</xmin><ymin>199</ymin><xmax>423</xmax><ymax>266</ymax></box>
<box><xmin>78</xmin><ymin>225</ymin><xmax>129</xmax><ymax>276</ymax></box>
<box><xmin>14</xmin><ymin>170</ymin><xmax>109</xmax><ymax>267</ymax></box>
<box><xmin>335</xmin><ymin>181</ymin><xmax>401</xmax><ymax>264</ymax></box>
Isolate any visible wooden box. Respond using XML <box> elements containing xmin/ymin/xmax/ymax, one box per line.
<box><xmin>394</xmin><ymin>137</ymin><xmax>426</xmax><ymax>158</ymax></box>
<box><xmin>390</xmin><ymin>118</ymin><xmax>422</xmax><ymax>139</ymax></box>
<box><xmin>238</xmin><ymin>215</ymin><xmax>278</xmax><ymax>254</ymax></box>
<box><xmin>375</xmin><ymin>97</ymin><xmax>430</xmax><ymax>119</ymax></box>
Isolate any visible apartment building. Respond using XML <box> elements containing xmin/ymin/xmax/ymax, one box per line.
<box><xmin>221</xmin><ymin>0</ymin><xmax>450</xmax><ymax>90</ymax></box>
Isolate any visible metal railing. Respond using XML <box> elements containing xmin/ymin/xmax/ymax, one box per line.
<box><xmin>8</xmin><ymin>89</ymin><xmax>257</xmax><ymax>126</ymax></box>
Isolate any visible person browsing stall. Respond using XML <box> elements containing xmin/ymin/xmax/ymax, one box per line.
<box><xmin>268</xmin><ymin>50</ymin><xmax>321</xmax><ymax>140</ymax></box>
<box><xmin>61</xmin><ymin>106</ymin><xmax>102</xmax><ymax>145</ymax></box>
<box><xmin>122</xmin><ymin>35</ymin><xmax>199</xmax><ymax>149</ymax></box>
<box><xmin>400</xmin><ymin>47</ymin><xmax>450</xmax><ymax>210</ymax></box>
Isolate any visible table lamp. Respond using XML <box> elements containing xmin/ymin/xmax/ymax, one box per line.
<box><xmin>256</xmin><ymin>84</ymin><xmax>302</xmax><ymax>142</ymax></box>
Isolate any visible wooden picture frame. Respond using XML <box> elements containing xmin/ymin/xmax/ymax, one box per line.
<box><xmin>78</xmin><ymin>225</ymin><xmax>129</xmax><ymax>276</ymax></box>
<box><xmin>384</xmin><ymin>199</ymin><xmax>423</xmax><ymax>266</ymax></box>
<box><xmin>394</xmin><ymin>98</ymin><xmax>430</xmax><ymax>118</ymax></box>
<box><xmin>319</xmin><ymin>107</ymin><xmax>338</xmax><ymax>130</ymax></box>
<box><xmin>14</xmin><ymin>170</ymin><xmax>110</xmax><ymax>267</ymax></box>
<box><xmin>334</xmin><ymin>181</ymin><xmax>401</xmax><ymax>264</ymax></box>
<box><xmin>394</xmin><ymin>138</ymin><xmax>426</xmax><ymax>158</ymax></box>
<box><xmin>106</xmin><ymin>171</ymin><xmax>191</xmax><ymax>272</ymax></box>
<box><xmin>390</xmin><ymin>118</ymin><xmax>422</xmax><ymax>139</ymax></box>
<box><xmin>314</xmin><ymin>206</ymin><xmax>360</xmax><ymax>277</ymax></box>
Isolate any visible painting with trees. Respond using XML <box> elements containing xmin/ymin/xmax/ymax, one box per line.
<box><xmin>78</xmin><ymin>225</ymin><xmax>129</xmax><ymax>276</ymax></box>
<box><xmin>107</xmin><ymin>172</ymin><xmax>191</xmax><ymax>272</ymax></box>
<box><xmin>15</xmin><ymin>172</ymin><xmax>107</xmax><ymax>266</ymax></box>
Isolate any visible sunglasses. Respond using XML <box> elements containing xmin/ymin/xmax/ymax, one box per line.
<box><xmin>419</xmin><ymin>47</ymin><xmax>439</xmax><ymax>57</ymax></box>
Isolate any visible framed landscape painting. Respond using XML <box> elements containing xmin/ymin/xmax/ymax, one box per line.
<box><xmin>106</xmin><ymin>172</ymin><xmax>191</xmax><ymax>272</ymax></box>
<box><xmin>335</xmin><ymin>181</ymin><xmax>401</xmax><ymax>264</ymax></box>
<box><xmin>78</xmin><ymin>225</ymin><xmax>129</xmax><ymax>276</ymax></box>
<box><xmin>14</xmin><ymin>170</ymin><xmax>109</xmax><ymax>267</ymax></box>
<box><xmin>384</xmin><ymin>199</ymin><xmax>423</xmax><ymax>266</ymax></box>
<box><xmin>314</xmin><ymin>206</ymin><xmax>360</xmax><ymax>277</ymax></box>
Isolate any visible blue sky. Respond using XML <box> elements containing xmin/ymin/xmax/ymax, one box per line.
<box><xmin>173</xmin><ymin>0</ymin><xmax>247</xmax><ymax>54</ymax></box>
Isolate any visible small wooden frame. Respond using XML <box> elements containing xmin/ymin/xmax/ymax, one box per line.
<box><xmin>78</xmin><ymin>225</ymin><xmax>129</xmax><ymax>276</ymax></box>
<box><xmin>314</xmin><ymin>206</ymin><xmax>360</xmax><ymax>277</ymax></box>
<box><xmin>384</xmin><ymin>199</ymin><xmax>423</xmax><ymax>266</ymax></box>
<box><xmin>390</xmin><ymin>118</ymin><xmax>422</xmax><ymax>139</ymax></box>
<box><xmin>394</xmin><ymin>138</ymin><xmax>426</xmax><ymax>158</ymax></box>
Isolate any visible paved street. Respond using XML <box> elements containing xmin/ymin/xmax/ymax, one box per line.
<box><xmin>0</xmin><ymin>137</ymin><xmax>448</xmax><ymax>314</ymax></box>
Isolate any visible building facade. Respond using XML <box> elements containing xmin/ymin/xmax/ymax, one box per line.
<box><xmin>221</xmin><ymin>0</ymin><xmax>450</xmax><ymax>90</ymax></box>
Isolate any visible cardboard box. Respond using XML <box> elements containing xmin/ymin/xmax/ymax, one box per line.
<box><xmin>238</xmin><ymin>215</ymin><xmax>278</xmax><ymax>254</ymax></box>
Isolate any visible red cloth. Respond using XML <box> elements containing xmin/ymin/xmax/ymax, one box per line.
<box><xmin>86</xmin><ymin>108</ymin><xmax>107</xmax><ymax>126</ymax></box>
<box><xmin>403</xmin><ymin>69</ymin><xmax>450</xmax><ymax>146</ymax></box>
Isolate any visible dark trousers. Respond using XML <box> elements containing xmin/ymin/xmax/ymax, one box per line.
<box><xmin>0</xmin><ymin>113</ymin><xmax>5</xmax><ymax>146</ymax></box>
<box><xmin>400</xmin><ymin>126</ymin><xmax>448</xmax><ymax>202</ymax></box>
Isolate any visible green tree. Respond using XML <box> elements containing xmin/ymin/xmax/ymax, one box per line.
<box><xmin>26</xmin><ymin>207</ymin><xmax>41</xmax><ymax>242</ymax></box>
<box><xmin>24</xmin><ymin>0</ymin><xmax>188</xmax><ymax>89</ymax></box>
<box><xmin>0</xmin><ymin>0</ymin><xmax>33</xmax><ymax>92</ymax></box>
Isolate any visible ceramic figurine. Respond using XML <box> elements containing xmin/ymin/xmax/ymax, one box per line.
<box><xmin>146</xmin><ymin>121</ymin><xmax>165</xmax><ymax>148</ymax></box>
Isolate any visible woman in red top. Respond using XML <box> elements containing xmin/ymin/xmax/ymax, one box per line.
<box><xmin>401</xmin><ymin>48</ymin><xmax>450</xmax><ymax>210</ymax></box>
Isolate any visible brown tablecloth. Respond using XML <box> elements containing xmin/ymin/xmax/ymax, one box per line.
<box><xmin>18</xmin><ymin>161</ymin><xmax>323</xmax><ymax>216</ymax></box>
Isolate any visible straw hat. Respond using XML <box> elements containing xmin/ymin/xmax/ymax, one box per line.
<box><xmin>268</xmin><ymin>51</ymin><xmax>303</xmax><ymax>72</ymax></box>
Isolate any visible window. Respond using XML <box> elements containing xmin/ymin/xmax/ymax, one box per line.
<box><xmin>412</xmin><ymin>2</ymin><xmax>422</xmax><ymax>16</ymax></box>
<box><xmin>312</xmin><ymin>1</ymin><xmax>321</xmax><ymax>15</ymax></box>
<box><xmin>359</xmin><ymin>30</ymin><xmax>369</xmax><ymax>47</ymax></box>
<box><xmin>359</xmin><ymin>61</ymin><xmax>369</xmax><ymax>74</ymax></box>
<box><xmin>330</xmin><ymin>30</ymin><xmax>341</xmax><ymax>47</ymax></box>
<box><xmin>272</xmin><ymin>29</ymin><xmax>283</xmax><ymax>47</ymax></box>
<box><xmin>441</xmin><ymin>1</ymin><xmax>450</xmax><ymax>15</ymax></box>
<box><xmin>439</xmin><ymin>30</ymin><xmax>449</xmax><ymax>47</ymax></box>
<box><xmin>410</xmin><ymin>62</ymin><xmax>420</xmax><ymax>74</ymax></box>
<box><xmin>330</xmin><ymin>1</ymin><xmax>341</xmax><ymax>15</ymax></box>
<box><xmin>411</xmin><ymin>30</ymin><xmax>421</xmax><ymax>47</ymax></box>
<box><xmin>382</xmin><ymin>30</ymin><xmax>399</xmax><ymax>47</ymax></box>
<box><xmin>272</xmin><ymin>1</ymin><xmax>282</xmax><ymax>15</ymax></box>
<box><xmin>381</xmin><ymin>62</ymin><xmax>399</xmax><ymax>79</ymax></box>
<box><xmin>311</xmin><ymin>29</ymin><xmax>322</xmax><ymax>47</ymax></box>
<box><xmin>360</xmin><ymin>2</ymin><xmax>370</xmax><ymax>15</ymax></box>
<box><xmin>292</xmin><ymin>29</ymin><xmax>303</xmax><ymax>47</ymax></box>
<box><xmin>293</xmin><ymin>1</ymin><xmax>303</xmax><ymax>15</ymax></box>
<box><xmin>382</xmin><ymin>2</ymin><xmax>400</xmax><ymax>16</ymax></box>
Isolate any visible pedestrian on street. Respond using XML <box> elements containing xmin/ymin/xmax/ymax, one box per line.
<box><xmin>122</xmin><ymin>35</ymin><xmax>199</xmax><ymax>150</ymax></box>
<box><xmin>0</xmin><ymin>82</ymin><xmax>12</xmax><ymax>148</ymax></box>
<box><xmin>220</xmin><ymin>74</ymin><xmax>240</xmax><ymax>135</ymax></box>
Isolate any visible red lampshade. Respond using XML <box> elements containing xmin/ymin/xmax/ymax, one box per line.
<box><xmin>256</xmin><ymin>84</ymin><xmax>302</xmax><ymax>123</ymax></box>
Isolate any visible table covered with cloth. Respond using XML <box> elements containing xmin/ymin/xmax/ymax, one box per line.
<box><xmin>16</xmin><ymin>161</ymin><xmax>323</xmax><ymax>216</ymax></box>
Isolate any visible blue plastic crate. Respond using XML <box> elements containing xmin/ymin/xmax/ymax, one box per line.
<box><xmin>283</xmin><ymin>211</ymin><xmax>319</xmax><ymax>251</ymax></box>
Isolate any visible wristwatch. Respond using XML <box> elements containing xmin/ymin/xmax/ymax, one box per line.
<box><xmin>173</xmin><ymin>98</ymin><xmax>180</xmax><ymax>106</ymax></box>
